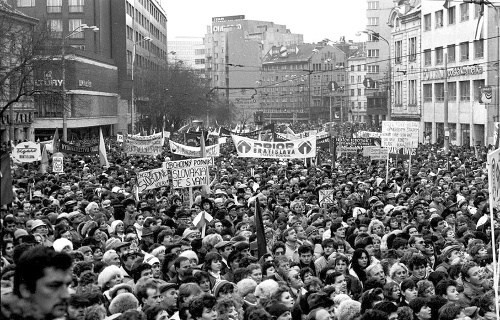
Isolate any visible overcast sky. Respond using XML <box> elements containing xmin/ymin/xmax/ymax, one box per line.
<box><xmin>162</xmin><ymin>0</ymin><xmax>368</xmax><ymax>43</ymax></box>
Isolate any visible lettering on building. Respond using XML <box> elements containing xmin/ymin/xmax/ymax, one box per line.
<box><xmin>422</xmin><ymin>64</ymin><xmax>483</xmax><ymax>81</ymax></box>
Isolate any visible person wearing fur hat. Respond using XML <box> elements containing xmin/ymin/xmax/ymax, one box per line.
<box><xmin>236</xmin><ymin>278</ymin><xmax>258</xmax><ymax>307</ymax></box>
<box><xmin>97</xmin><ymin>265</ymin><xmax>124</xmax><ymax>300</ymax></box>
<box><xmin>108</xmin><ymin>292</ymin><xmax>139</xmax><ymax>315</ymax></box>
<box><xmin>109</xmin><ymin>220</ymin><xmax>126</xmax><ymax>242</ymax></box>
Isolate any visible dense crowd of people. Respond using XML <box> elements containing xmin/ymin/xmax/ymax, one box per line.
<box><xmin>0</xmin><ymin>122</ymin><xmax>498</xmax><ymax>320</ymax></box>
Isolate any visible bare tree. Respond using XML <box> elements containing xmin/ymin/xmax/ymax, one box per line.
<box><xmin>135</xmin><ymin>61</ymin><xmax>235</xmax><ymax>131</ymax></box>
<box><xmin>0</xmin><ymin>11</ymin><xmax>61</xmax><ymax>118</ymax></box>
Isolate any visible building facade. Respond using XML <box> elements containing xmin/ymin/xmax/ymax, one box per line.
<box><xmin>167</xmin><ymin>36</ymin><xmax>204</xmax><ymax>74</ymax></box>
<box><xmin>420</xmin><ymin>0</ymin><xmax>491</xmax><ymax>146</ymax></box>
<box><xmin>204</xmin><ymin>15</ymin><xmax>303</xmax><ymax>124</ymax></box>
<box><xmin>365</xmin><ymin>0</ymin><xmax>394</xmax><ymax>122</ymax></box>
<box><xmin>389</xmin><ymin>1</ymin><xmax>422</xmax><ymax>123</ymax></box>
<box><xmin>0</xmin><ymin>1</ymin><xmax>38</xmax><ymax>142</ymax></box>
<box><xmin>347</xmin><ymin>52</ymin><xmax>368</xmax><ymax>123</ymax></box>
<box><xmin>11</xmin><ymin>0</ymin><xmax>168</xmax><ymax>139</ymax></box>
<box><xmin>261</xmin><ymin>44</ymin><xmax>347</xmax><ymax>123</ymax></box>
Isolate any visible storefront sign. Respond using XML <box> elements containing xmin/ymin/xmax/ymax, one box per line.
<box><xmin>422</xmin><ymin>64</ymin><xmax>483</xmax><ymax>81</ymax></box>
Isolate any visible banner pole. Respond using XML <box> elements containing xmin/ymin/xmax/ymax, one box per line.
<box><xmin>487</xmin><ymin>151</ymin><xmax>499</xmax><ymax>320</ymax></box>
<box><xmin>408</xmin><ymin>148</ymin><xmax>412</xmax><ymax>178</ymax></box>
<box><xmin>385</xmin><ymin>154</ymin><xmax>390</xmax><ymax>183</ymax></box>
<box><xmin>189</xmin><ymin>187</ymin><xmax>193</xmax><ymax>208</ymax></box>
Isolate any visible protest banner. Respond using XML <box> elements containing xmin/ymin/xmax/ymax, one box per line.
<box><xmin>59</xmin><ymin>141</ymin><xmax>99</xmax><ymax>155</ymax></box>
<box><xmin>117</xmin><ymin>133</ymin><xmax>124</xmax><ymax>142</ymax></box>
<box><xmin>487</xmin><ymin>147</ymin><xmax>500</xmax><ymax>320</ymax></box>
<box><xmin>124</xmin><ymin>134</ymin><xmax>163</xmax><ymax>156</ymax></box>
<box><xmin>337</xmin><ymin>138</ymin><xmax>377</xmax><ymax>154</ymax></box>
<box><xmin>169</xmin><ymin>140</ymin><xmax>220</xmax><ymax>157</ymax></box>
<box><xmin>165</xmin><ymin>157</ymin><xmax>214</xmax><ymax>189</ymax></box>
<box><xmin>370</xmin><ymin>147</ymin><xmax>389</xmax><ymax>161</ymax></box>
<box><xmin>12</xmin><ymin>141</ymin><xmax>41</xmax><ymax>163</ymax></box>
<box><xmin>355</xmin><ymin>131</ymin><xmax>382</xmax><ymax>138</ymax></box>
<box><xmin>137</xmin><ymin>167</ymin><xmax>170</xmax><ymax>193</ymax></box>
<box><xmin>381</xmin><ymin>121</ymin><xmax>420</xmax><ymax>149</ymax></box>
<box><xmin>319</xmin><ymin>189</ymin><xmax>334</xmax><ymax>205</ymax></box>
<box><xmin>231</xmin><ymin>135</ymin><xmax>316</xmax><ymax>159</ymax></box>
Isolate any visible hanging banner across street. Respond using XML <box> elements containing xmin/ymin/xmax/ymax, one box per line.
<box><xmin>169</xmin><ymin>140</ymin><xmax>220</xmax><ymax>157</ymax></box>
<box><xmin>381</xmin><ymin>121</ymin><xmax>420</xmax><ymax>149</ymax></box>
<box><xmin>11</xmin><ymin>141</ymin><xmax>41</xmax><ymax>163</ymax></box>
<box><xmin>59</xmin><ymin>141</ymin><xmax>99</xmax><ymax>155</ymax></box>
<box><xmin>137</xmin><ymin>167</ymin><xmax>170</xmax><ymax>193</ymax></box>
<box><xmin>231</xmin><ymin>135</ymin><xmax>316</xmax><ymax>159</ymax></box>
<box><xmin>165</xmin><ymin>157</ymin><xmax>213</xmax><ymax>189</ymax></box>
<box><xmin>124</xmin><ymin>134</ymin><xmax>164</xmax><ymax>156</ymax></box>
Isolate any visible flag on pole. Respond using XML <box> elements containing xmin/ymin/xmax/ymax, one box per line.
<box><xmin>52</xmin><ymin>128</ymin><xmax>59</xmax><ymax>153</ymax></box>
<box><xmin>193</xmin><ymin>210</ymin><xmax>213</xmax><ymax>238</ymax></box>
<box><xmin>39</xmin><ymin>145</ymin><xmax>48</xmax><ymax>174</ymax></box>
<box><xmin>200</xmin><ymin>131</ymin><xmax>210</xmax><ymax>196</ymax></box>
<box><xmin>443</xmin><ymin>0</ymin><xmax>451</xmax><ymax>9</ymax></box>
<box><xmin>254</xmin><ymin>198</ymin><xmax>268</xmax><ymax>259</ymax></box>
<box><xmin>0</xmin><ymin>153</ymin><xmax>13</xmax><ymax>206</ymax></box>
<box><xmin>99</xmin><ymin>128</ymin><xmax>109</xmax><ymax>167</ymax></box>
<box><xmin>474</xmin><ymin>3</ymin><xmax>484</xmax><ymax>40</ymax></box>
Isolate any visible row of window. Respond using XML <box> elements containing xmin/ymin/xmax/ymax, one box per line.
<box><xmin>18</xmin><ymin>0</ymin><xmax>84</xmax><ymax>13</ymax></box>
<box><xmin>422</xmin><ymin>80</ymin><xmax>484</xmax><ymax>102</ymax></box>
<box><xmin>349</xmin><ymin>64</ymin><xmax>381</xmax><ymax>74</ymax></box>
<box><xmin>394</xmin><ymin>80</ymin><xmax>418</xmax><ymax>106</ymax></box>
<box><xmin>423</xmin><ymin>40</ymin><xmax>483</xmax><ymax>66</ymax></box>
<box><xmin>134</xmin><ymin>0</ymin><xmax>167</xmax><ymax>28</ymax></box>
<box><xmin>47</xmin><ymin>19</ymin><xmax>85</xmax><ymax>38</ymax></box>
<box><xmin>423</xmin><ymin>3</ymin><xmax>482</xmax><ymax>31</ymax></box>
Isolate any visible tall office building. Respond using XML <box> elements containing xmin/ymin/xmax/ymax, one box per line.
<box><xmin>10</xmin><ymin>0</ymin><xmax>168</xmax><ymax>138</ymax></box>
<box><xmin>204</xmin><ymin>15</ymin><xmax>303</xmax><ymax>123</ymax></box>
<box><xmin>168</xmin><ymin>37</ymin><xmax>205</xmax><ymax>76</ymax></box>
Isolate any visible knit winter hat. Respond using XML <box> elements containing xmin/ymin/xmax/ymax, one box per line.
<box><xmin>108</xmin><ymin>292</ymin><xmax>139</xmax><ymax>314</ymax></box>
<box><xmin>105</xmin><ymin>238</ymin><xmax>121</xmax><ymax>252</ymax></box>
<box><xmin>266</xmin><ymin>303</ymin><xmax>290</xmax><ymax>318</ymax></box>
<box><xmin>236</xmin><ymin>278</ymin><xmax>257</xmax><ymax>297</ymax></box>
<box><xmin>213</xmin><ymin>279</ymin><xmax>233</xmax><ymax>297</ymax></box>
<box><xmin>102</xmin><ymin>250</ymin><xmax>119</xmax><ymax>265</ymax></box>
<box><xmin>110</xmin><ymin>220</ymin><xmax>123</xmax><ymax>234</ymax></box>
<box><xmin>52</xmin><ymin>238</ymin><xmax>73</xmax><ymax>252</ymax></box>
<box><xmin>97</xmin><ymin>265</ymin><xmax>122</xmax><ymax>289</ymax></box>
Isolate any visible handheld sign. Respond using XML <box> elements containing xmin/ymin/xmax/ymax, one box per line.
<box><xmin>52</xmin><ymin>152</ymin><xmax>64</xmax><ymax>173</ymax></box>
<box><xmin>165</xmin><ymin>157</ymin><xmax>214</xmax><ymax>189</ymax></box>
<box><xmin>381</xmin><ymin>121</ymin><xmax>420</xmax><ymax>149</ymax></box>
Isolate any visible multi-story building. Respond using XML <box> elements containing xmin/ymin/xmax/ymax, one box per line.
<box><xmin>0</xmin><ymin>2</ymin><xmax>38</xmax><ymax>142</ymax></box>
<box><xmin>420</xmin><ymin>0</ymin><xmax>493</xmax><ymax>146</ymax></box>
<box><xmin>365</xmin><ymin>0</ymin><xmax>393</xmax><ymax>122</ymax></box>
<box><xmin>261</xmin><ymin>44</ymin><xmax>347</xmax><ymax>123</ymax></box>
<box><xmin>204</xmin><ymin>15</ymin><xmax>303</xmax><ymax>123</ymax></box>
<box><xmin>167</xmin><ymin>37</ymin><xmax>205</xmax><ymax>75</ymax></box>
<box><xmin>389</xmin><ymin>1</ymin><xmax>422</xmax><ymax>123</ymax></box>
<box><xmin>10</xmin><ymin>0</ymin><xmax>167</xmax><ymax>139</ymax></box>
<box><xmin>348</xmin><ymin>49</ymin><xmax>368</xmax><ymax>123</ymax></box>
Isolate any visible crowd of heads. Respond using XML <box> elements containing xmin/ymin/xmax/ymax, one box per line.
<box><xmin>0</xmin><ymin>121</ymin><xmax>498</xmax><ymax>320</ymax></box>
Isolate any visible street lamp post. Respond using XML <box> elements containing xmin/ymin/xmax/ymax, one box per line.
<box><xmin>131</xmin><ymin>37</ymin><xmax>152</xmax><ymax>134</ymax></box>
<box><xmin>357</xmin><ymin>29</ymin><xmax>392</xmax><ymax>121</ymax></box>
<box><xmin>61</xmin><ymin>24</ymin><xmax>99</xmax><ymax>142</ymax></box>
